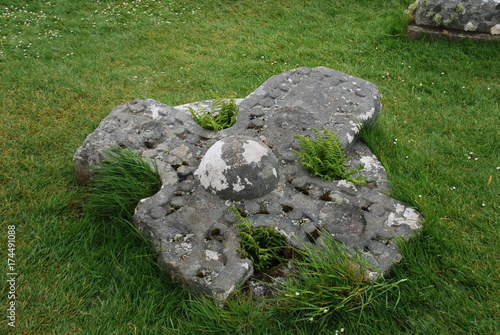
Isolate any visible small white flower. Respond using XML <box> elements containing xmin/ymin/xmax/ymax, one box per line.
<box><xmin>295</xmin><ymin>292</ymin><xmax>300</xmax><ymax>296</ymax></box>
<box><xmin>482</xmin><ymin>203</ymin><xmax>486</xmax><ymax>207</ymax></box>
<box><xmin>323</xmin><ymin>309</ymin><xmax>328</xmax><ymax>313</ymax></box>
<box><xmin>309</xmin><ymin>317</ymin><xmax>314</xmax><ymax>321</ymax></box>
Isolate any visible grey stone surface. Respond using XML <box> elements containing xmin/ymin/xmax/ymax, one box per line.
<box><xmin>74</xmin><ymin>67</ymin><xmax>423</xmax><ymax>300</ymax></box>
<box><xmin>407</xmin><ymin>23</ymin><xmax>500</xmax><ymax>41</ymax></box>
<box><xmin>194</xmin><ymin>136</ymin><xmax>280</xmax><ymax>200</ymax></box>
<box><xmin>412</xmin><ymin>0</ymin><xmax>500</xmax><ymax>35</ymax></box>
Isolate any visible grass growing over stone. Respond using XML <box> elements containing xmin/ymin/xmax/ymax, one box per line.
<box><xmin>1</xmin><ymin>0</ymin><xmax>498</xmax><ymax>334</ymax></box>
<box><xmin>85</xmin><ymin>147</ymin><xmax>162</xmax><ymax>222</ymax></box>
<box><xmin>272</xmin><ymin>233</ymin><xmax>407</xmax><ymax>324</ymax></box>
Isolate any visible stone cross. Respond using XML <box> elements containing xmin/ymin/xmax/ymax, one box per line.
<box><xmin>74</xmin><ymin>67</ymin><xmax>423</xmax><ymax>300</ymax></box>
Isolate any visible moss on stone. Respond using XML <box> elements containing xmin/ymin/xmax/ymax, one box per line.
<box><xmin>433</xmin><ymin>13</ymin><xmax>443</xmax><ymax>25</ymax></box>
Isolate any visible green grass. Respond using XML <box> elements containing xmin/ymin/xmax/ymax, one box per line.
<box><xmin>85</xmin><ymin>147</ymin><xmax>162</xmax><ymax>223</ymax></box>
<box><xmin>1</xmin><ymin>0</ymin><xmax>498</xmax><ymax>333</ymax></box>
<box><xmin>271</xmin><ymin>233</ymin><xmax>407</xmax><ymax>325</ymax></box>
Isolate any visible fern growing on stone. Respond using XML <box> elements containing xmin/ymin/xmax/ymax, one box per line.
<box><xmin>230</xmin><ymin>207</ymin><xmax>286</xmax><ymax>272</ymax></box>
<box><xmin>294</xmin><ymin>128</ymin><xmax>366</xmax><ymax>185</ymax></box>
<box><xmin>188</xmin><ymin>96</ymin><xmax>238</xmax><ymax>131</ymax></box>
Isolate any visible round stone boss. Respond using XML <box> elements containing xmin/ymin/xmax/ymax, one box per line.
<box><xmin>194</xmin><ymin>136</ymin><xmax>279</xmax><ymax>200</ymax></box>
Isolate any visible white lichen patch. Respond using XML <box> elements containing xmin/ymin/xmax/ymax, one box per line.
<box><xmin>330</xmin><ymin>193</ymin><xmax>350</xmax><ymax>204</ymax></box>
<box><xmin>464</xmin><ymin>22</ymin><xmax>478</xmax><ymax>31</ymax></box>
<box><xmin>491</xmin><ymin>24</ymin><xmax>500</xmax><ymax>35</ymax></box>
<box><xmin>174</xmin><ymin>242</ymin><xmax>193</xmax><ymax>258</ymax></box>
<box><xmin>358</xmin><ymin>107</ymin><xmax>376</xmax><ymax>121</ymax></box>
<box><xmin>386</xmin><ymin>212</ymin><xmax>399</xmax><ymax>227</ymax></box>
<box><xmin>195</xmin><ymin>140</ymin><xmax>229</xmax><ymax>191</ymax></box>
<box><xmin>242</xmin><ymin>140</ymin><xmax>269</xmax><ymax>164</ymax></box>
<box><xmin>150</xmin><ymin>104</ymin><xmax>161</xmax><ymax>120</ymax></box>
<box><xmin>337</xmin><ymin>180</ymin><xmax>357</xmax><ymax>191</ymax></box>
<box><xmin>346</xmin><ymin>133</ymin><xmax>354</xmax><ymax>144</ymax></box>
<box><xmin>394</xmin><ymin>203</ymin><xmax>405</xmax><ymax>214</ymax></box>
<box><xmin>386</xmin><ymin>204</ymin><xmax>422</xmax><ymax>229</ymax></box>
<box><xmin>360</xmin><ymin>154</ymin><xmax>381</xmax><ymax>173</ymax></box>
<box><xmin>402</xmin><ymin>207</ymin><xmax>422</xmax><ymax>229</ymax></box>
<box><xmin>232</xmin><ymin>176</ymin><xmax>244</xmax><ymax>192</ymax></box>
<box><xmin>205</xmin><ymin>250</ymin><xmax>220</xmax><ymax>261</ymax></box>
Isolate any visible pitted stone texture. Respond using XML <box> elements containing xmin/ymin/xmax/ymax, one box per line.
<box><xmin>414</xmin><ymin>0</ymin><xmax>500</xmax><ymax>35</ymax></box>
<box><xmin>194</xmin><ymin>137</ymin><xmax>279</xmax><ymax>200</ymax></box>
<box><xmin>74</xmin><ymin>67</ymin><xmax>422</xmax><ymax>300</ymax></box>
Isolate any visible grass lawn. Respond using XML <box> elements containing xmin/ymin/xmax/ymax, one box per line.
<box><xmin>1</xmin><ymin>0</ymin><xmax>498</xmax><ymax>333</ymax></box>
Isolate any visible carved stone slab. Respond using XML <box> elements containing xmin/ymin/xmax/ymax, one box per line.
<box><xmin>74</xmin><ymin>67</ymin><xmax>423</xmax><ymax>300</ymax></box>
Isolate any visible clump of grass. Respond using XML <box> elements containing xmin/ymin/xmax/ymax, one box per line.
<box><xmin>85</xmin><ymin>147</ymin><xmax>162</xmax><ymax>222</ymax></box>
<box><xmin>273</xmin><ymin>233</ymin><xmax>406</xmax><ymax>323</ymax></box>
<box><xmin>186</xmin><ymin>291</ymin><xmax>269</xmax><ymax>334</ymax></box>
<box><xmin>294</xmin><ymin>128</ymin><xmax>366</xmax><ymax>185</ymax></box>
<box><xmin>230</xmin><ymin>207</ymin><xmax>286</xmax><ymax>272</ymax></box>
<box><xmin>188</xmin><ymin>96</ymin><xmax>238</xmax><ymax>131</ymax></box>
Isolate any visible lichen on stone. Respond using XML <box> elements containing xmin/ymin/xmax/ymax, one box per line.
<box><xmin>433</xmin><ymin>13</ymin><xmax>443</xmax><ymax>25</ymax></box>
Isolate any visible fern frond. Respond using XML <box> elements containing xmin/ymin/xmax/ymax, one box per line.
<box><xmin>188</xmin><ymin>96</ymin><xmax>238</xmax><ymax>131</ymax></box>
<box><xmin>229</xmin><ymin>206</ymin><xmax>286</xmax><ymax>272</ymax></box>
<box><xmin>294</xmin><ymin>128</ymin><xmax>366</xmax><ymax>184</ymax></box>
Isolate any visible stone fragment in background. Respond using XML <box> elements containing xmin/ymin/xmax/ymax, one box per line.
<box><xmin>408</xmin><ymin>0</ymin><xmax>500</xmax><ymax>40</ymax></box>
